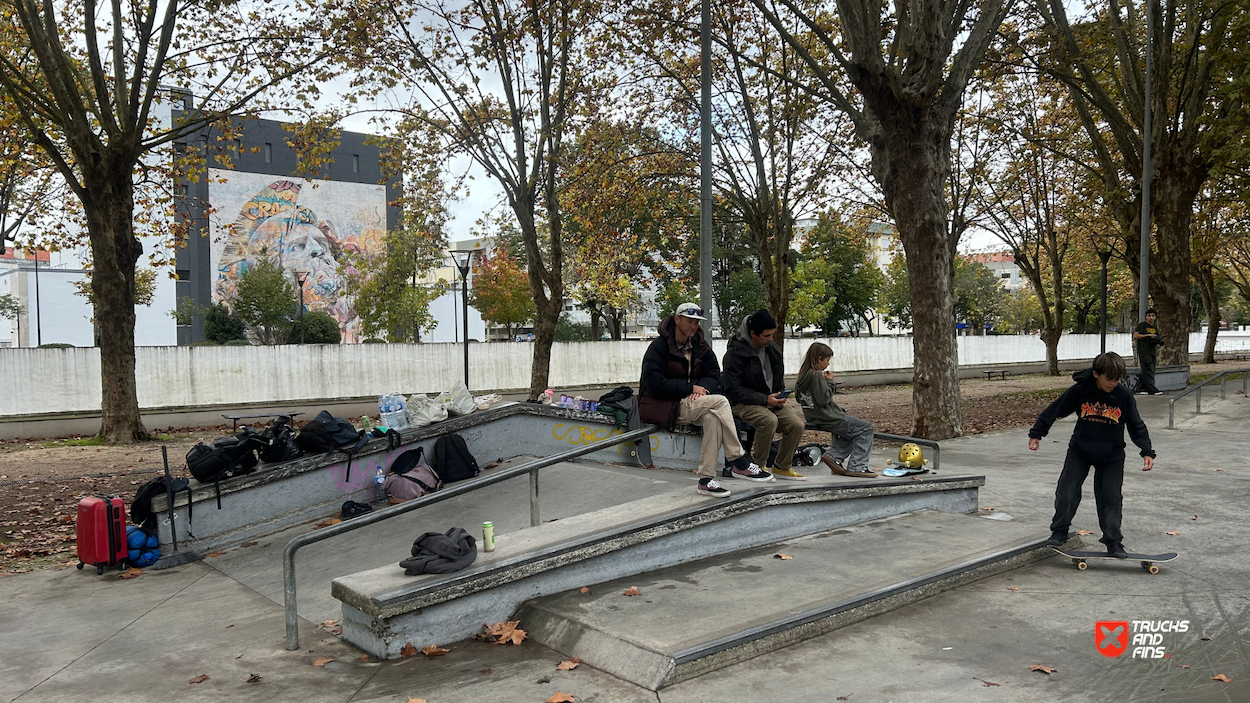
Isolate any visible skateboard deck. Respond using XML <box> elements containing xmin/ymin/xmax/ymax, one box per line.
<box><xmin>1051</xmin><ymin>547</ymin><xmax>1178</xmax><ymax>574</ymax></box>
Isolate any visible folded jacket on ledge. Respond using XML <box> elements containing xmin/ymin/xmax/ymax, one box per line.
<box><xmin>399</xmin><ymin>527</ymin><xmax>478</xmax><ymax>575</ymax></box>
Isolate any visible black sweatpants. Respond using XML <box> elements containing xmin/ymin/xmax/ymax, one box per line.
<box><xmin>1050</xmin><ymin>447</ymin><xmax>1124</xmax><ymax>546</ymax></box>
<box><xmin>1136</xmin><ymin>354</ymin><xmax>1159</xmax><ymax>394</ymax></box>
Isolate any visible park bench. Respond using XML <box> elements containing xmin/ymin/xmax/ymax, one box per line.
<box><xmin>221</xmin><ymin>410</ymin><xmax>304</xmax><ymax>431</ymax></box>
<box><xmin>982</xmin><ymin>369</ymin><xmax>1009</xmax><ymax>381</ymax></box>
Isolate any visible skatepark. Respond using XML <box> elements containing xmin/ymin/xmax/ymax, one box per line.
<box><xmin>2</xmin><ymin>384</ymin><xmax>1248</xmax><ymax>703</ymax></box>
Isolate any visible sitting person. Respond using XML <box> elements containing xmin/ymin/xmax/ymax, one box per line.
<box><xmin>722</xmin><ymin>309</ymin><xmax>806</xmax><ymax>480</ymax></box>
<box><xmin>795</xmin><ymin>342</ymin><xmax>879</xmax><ymax>478</ymax></box>
<box><xmin>639</xmin><ymin>303</ymin><xmax>774</xmax><ymax>498</ymax></box>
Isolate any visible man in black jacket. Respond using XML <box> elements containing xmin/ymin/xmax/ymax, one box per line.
<box><xmin>722</xmin><ymin>309</ymin><xmax>807</xmax><ymax>480</ymax></box>
<box><xmin>639</xmin><ymin>303</ymin><xmax>774</xmax><ymax>498</ymax></box>
<box><xmin>1028</xmin><ymin>352</ymin><xmax>1156</xmax><ymax>558</ymax></box>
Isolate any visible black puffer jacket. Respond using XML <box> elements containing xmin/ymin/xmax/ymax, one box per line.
<box><xmin>722</xmin><ymin>317</ymin><xmax>784</xmax><ymax>406</ymax></box>
<box><xmin>638</xmin><ymin>315</ymin><xmax>722</xmax><ymax>429</ymax></box>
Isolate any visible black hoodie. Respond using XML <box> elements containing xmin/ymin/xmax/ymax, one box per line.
<box><xmin>1029</xmin><ymin>368</ymin><xmax>1155</xmax><ymax>461</ymax></box>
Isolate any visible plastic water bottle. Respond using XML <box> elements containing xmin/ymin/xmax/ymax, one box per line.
<box><xmin>378</xmin><ymin>393</ymin><xmax>409</xmax><ymax>430</ymax></box>
<box><xmin>374</xmin><ymin>467</ymin><xmax>385</xmax><ymax>502</ymax></box>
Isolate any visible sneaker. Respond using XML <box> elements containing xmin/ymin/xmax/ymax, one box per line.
<box><xmin>1107</xmin><ymin>542</ymin><xmax>1128</xmax><ymax>559</ymax></box>
<box><xmin>697</xmin><ymin>477</ymin><xmax>731</xmax><ymax>498</ymax></box>
<box><xmin>1044</xmin><ymin>531</ymin><xmax>1069</xmax><ymax>547</ymax></box>
<box><xmin>843</xmin><ymin>467</ymin><xmax>880</xmax><ymax>478</ymax></box>
<box><xmin>770</xmin><ymin>466</ymin><xmax>807</xmax><ymax>481</ymax></box>
<box><xmin>822</xmin><ymin>455</ymin><xmax>850</xmax><ymax>476</ymax></box>
<box><xmin>731</xmin><ymin>463</ymin><xmax>775</xmax><ymax>482</ymax></box>
<box><xmin>1136</xmin><ymin>391</ymin><xmax>1150</xmax><ymax>395</ymax></box>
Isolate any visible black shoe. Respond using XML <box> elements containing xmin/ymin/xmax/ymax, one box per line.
<box><xmin>1107</xmin><ymin>542</ymin><xmax>1128</xmax><ymax>559</ymax></box>
<box><xmin>1044</xmin><ymin>531</ymin><xmax>1069</xmax><ymax>547</ymax></box>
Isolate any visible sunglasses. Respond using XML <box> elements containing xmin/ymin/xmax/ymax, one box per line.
<box><xmin>679</xmin><ymin>307</ymin><xmax>704</xmax><ymax>317</ymax></box>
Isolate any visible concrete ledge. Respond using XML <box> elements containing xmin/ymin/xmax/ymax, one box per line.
<box><xmin>1127</xmin><ymin>364</ymin><xmax>1189</xmax><ymax>392</ymax></box>
<box><xmin>332</xmin><ymin>476</ymin><xmax>983</xmax><ymax>658</ymax></box>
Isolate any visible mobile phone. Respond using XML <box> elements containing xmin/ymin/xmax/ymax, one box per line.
<box><xmin>777</xmin><ymin>389</ymin><xmax>794</xmax><ymax>399</ymax></box>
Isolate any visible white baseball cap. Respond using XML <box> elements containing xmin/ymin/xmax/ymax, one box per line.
<box><xmin>674</xmin><ymin>303</ymin><xmax>707</xmax><ymax>320</ymax></box>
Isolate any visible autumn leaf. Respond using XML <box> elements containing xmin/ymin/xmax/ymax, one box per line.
<box><xmin>1007</xmin><ymin>587</ymin><xmax>1020</xmax><ymax>591</ymax></box>
<box><xmin>1212</xmin><ymin>674</ymin><xmax>1232</xmax><ymax>682</ymax></box>
<box><xmin>311</xmin><ymin>657</ymin><xmax>334</xmax><ymax>667</ymax></box>
<box><xmin>556</xmin><ymin>657</ymin><xmax>581</xmax><ymax>670</ymax></box>
<box><xmin>911</xmin><ymin>476</ymin><xmax>924</xmax><ymax>482</ymax></box>
<box><xmin>1180</xmin><ymin>665</ymin><xmax>1190</xmax><ymax>669</ymax></box>
<box><xmin>360</xmin><ymin>655</ymin><xmax>370</xmax><ymax>662</ymax></box>
<box><xmin>245</xmin><ymin>673</ymin><xmax>262</xmax><ymax>683</ymax></box>
<box><xmin>774</xmin><ymin>554</ymin><xmax>793</xmax><ymax>560</ymax></box>
<box><xmin>421</xmin><ymin>644</ymin><xmax>450</xmax><ymax>657</ymax></box>
<box><xmin>1029</xmin><ymin>665</ymin><xmax>1057</xmax><ymax>674</ymax></box>
<box><xmin>546</xmin><ymin>693</ymin><xmax>576</xmax><ymax>703</ymax></box>
<box><xmin>206</xmin><ymin>551</ymin><xmax>227</xmax><ymax>558</ymax></box>
<box><xmin>407</xmin><ymin>698</ymin><xmax>428</xmax><ymax>703</ymax></box>
<box><xmin>188</xmin><ymin>674</ymin><xmax>209</xmax><ymax>684</ymax></box>
<box><xmin>400</xmin><ymin>642</ymin><xmax>419</xmax><ymax>657</ymax></box>
<box><xmin>1076</xmin><ymin>529</ymin><xmax>1094</xmax><ymax>535</ymax></box>
<box><xmin>316</xmin><ymin>518</ymin><xmax>342</xmax><ymax>528</ymax></box>
<box><xmin>482</xmin><ymin>621</ymin><xmax>527</xmax><ymax>645</ymax></box>
<box><xmin>973</xmin><ymin>678</ymin><xmax>1000</xmax><ymax>687</ymax></box>
<box><xmin>321</xmin><ymin>620</ymin><xmax>339</xmax><ymax>628</ymax></box>
<box><xmin>1191</xmin><ymin>515</ymin><xmax>1199</xmax><ymax>521</ymax></box>
<box><xmin>120</xmin><ymin>567</ymin><xmax>143</xmax><ymax>579</ymax></box>
<box><xmin>623</xmin><ymin>586</ymin><xmax>641</xmax><ymax>596</ymax></box>
<box><xmin>578</xmin><ymin>587</ymin><xmax>591</xmax><ymax>593</ymax></box>
<box><xmin>1166</xmin><ymin>532</ymin><xmax>1179</xmax><ymax>536</ymax></box>
<box><xmin>241</xmin><ymin>541</ymin><xmax>258</xmax><ymax>548</ymax></box>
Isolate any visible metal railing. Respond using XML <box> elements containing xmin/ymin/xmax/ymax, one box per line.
<box><xmin>1168</xmin><ymin>369</ymin><xmax>1250</xmax><ymax>429</ymax></box>
<box><xmin>282</xmin><ymin>424</ymin><xmax>656</xmax><ymax>650</ymax></box>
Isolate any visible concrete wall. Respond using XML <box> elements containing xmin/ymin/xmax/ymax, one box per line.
<box><xmin>3</xmin><ymin>332</ymin><xmax>1250</xmax><ymax>417</ymax></box>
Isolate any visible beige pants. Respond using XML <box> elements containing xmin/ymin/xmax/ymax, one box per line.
<box><xmin>732</xmin><ymin>403</ymin><xmax>806</xmax><ymax>470</ymax></box>
<box><xmin>677</xmin><ymin>394</ymin><xmax>747</xmax><ymax>478</ymax></box>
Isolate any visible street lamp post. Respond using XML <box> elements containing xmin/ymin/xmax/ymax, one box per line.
<box><xmin>1092</xmin><ymin>235</ymin><xmax>1115</xmax><ymax>355</ymax></box>
<box><xmin>294</xmin><ymin>271</ymin><xmax>308</xmax><ymax>344</ymax></box>
<box><xmin>453</xmin><ymin>251</ymin><xmax>474</xmax><ymax>388</ymax></box>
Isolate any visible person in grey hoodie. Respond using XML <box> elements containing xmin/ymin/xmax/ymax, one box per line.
<box><xmin>794</xmin><ymin>342</ymin><xmax>879</xmax><ymax>477</ymax></box>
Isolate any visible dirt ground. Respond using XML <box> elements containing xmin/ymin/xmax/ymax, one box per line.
<box><xmin>2</xmin><ymin>360</ymin><xmax>1239</xmax><ymax>576</ymax></box>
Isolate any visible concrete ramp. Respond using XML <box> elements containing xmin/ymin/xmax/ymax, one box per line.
<box><xmin>518</xmin><ymin>509</ymin><xmax>1058</xmax><ymax>690</ymax></box>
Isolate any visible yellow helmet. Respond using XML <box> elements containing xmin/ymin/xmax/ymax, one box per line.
<box><xmin>898</xmin><ymin>443</ymin><xmax>925</xmax><ymax>469</ymax></box>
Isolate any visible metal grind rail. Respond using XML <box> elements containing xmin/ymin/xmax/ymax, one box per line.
<box><xmin>1168</xmin><ymin>368</ymin><xmax>1250</xmax><ymax>429</ymax></box>
<box><xmin>282</xmin><ymin>424</ymin><xmax>657</xmax><ymax>650</ymax></box>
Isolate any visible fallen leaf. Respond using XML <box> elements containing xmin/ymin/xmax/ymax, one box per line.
<box><xmin>1180</xmin><ymin>665</ymin><xmax>1190</xmax><ymax>669</ymax></box>
<box><xmin>546</xmin><ymin>693</ymin><xmax>576</xmax><ymax>703</ymax></box>
<box><xmin>421</xmin><ymin>644</ymin><xmax>450</xmax><ymax>657</ymax></box>
<box><xmin>407</xmin><ymin>698</ymin><xmax>427</xmax><ymax>703</ymax></box>
<box><xmin>119</xmin><ymin>568</ymin><xmax>143</xmax><ymax>579</ymax></box>
<box><xmin>1166</xmin><ymin>532</ymin><xmax>1179</xmax><ymax>536</ymax></box>
<box><xmin>479</xmin><ymin>668</ymin><xmax>491</xmax><ymax>674</ymax></box>
<box><xmin>1191</xmin><ymin>515</ymin><xmax>1199</xmax><ymax>521</ymax></box>
<box><xmin>557</xmin><ymin>657</ymin><xmax>581</xmax><ymax>671</ymax></box>
<box><xmin>311</xmin><ymin>657</ymin><xmax>334</xmax><ymax>667</ymax></box>
<box><xmin>1030</xmin><ymin>665</ymin><xmax>1057</xmax><ymax>674</ymax></box>
<box><xmin>360</xmin><ymin>655</ymin><xmax>370</xmax><ymax>662</ymax></box>
<box><xmin>1007</xmin><ymin>587</ymin><xmax>1020</xmax><ymax>591</ymax></box>
<box><xmin>623</xmin><ymin>586</ymin><xmax>642</xmax><ymax>596</ymax></box>
<box><xmin>911</xmin><ymin>476</ymin><xmax>924</xmax><ymax>482</ymax></box>
<box><xmin>206</xmin><ymin>551</ymin><xmax>227</xmax><ymax>558</ymax></box>
<box><xmin>836</xmin><ymin>696</ymin><xmax>852</xmax><ymax>701</ymax></box>
<box><xmin>973</xmin><ymin>678</ymin><xmax>1000</xmax><ymax>687</ymax></box>
<box><xmin>1212</xmin><ymin>674</ymin><xmax>1232</xmax><ymax>682</ymax></box>
<box><xmin>321</xmin><ymin>620</ymin><xmax>339</xmax><ymax>628</ymax></box>
<box><xmin>1215</xmin><ymin>469</ymin><xmax>1223</xmax><ymax>472</ymax></box>
<box><xmin>400</xmin><ymin>642</ymin><xmax>419</xmax><ymax>657</ymax></box>
<box><xmin>774</xmin><ymin>554</ymin><xmax>793</xmax><ymax>560</ymax></box>
<box><xmin>245</xmin><ymin>673</ymin><xmax>262</xmax><ymax>683</ymax></box>
<box><xmin>1076</xmin><ymin>529</ymin><xmax>1094</xmax><ymax>535</ymax></box>
<box><xmin>328</xmin><ymin>626</ymin><xmax>342</xmax><ymax>636</ymax></box>
<box><xmin>188</xmin><ymin>674</ymin><xmax>209</xmax><ymax>684</ymax></box>
<box><xmin>241</xmin><ymin>541</ymin><xmax>258</xmax><ymax>548</ymax></box>
<box><xmin>482</xmin><ymin>620</ymin><xmax>527</xmax><ymax>645</ymax></box>
<box><xmin>578</xmin><ymin>587</ymin><xmax>591</xmax><ymax>594</ymax></box>
<box><xmin>316</xmin><ymin>518</ymin><xmax>342</xmax><ymax>528</ymax></box>
<box><xmin>535</xmin><ymin>677</ymin><xmax>551</xmax><ymax>684</ymax></box>
<box><xmin>1201</xmin><ymin>637</ymin><xmax>1212</xmax><ymax>641</ymax></box>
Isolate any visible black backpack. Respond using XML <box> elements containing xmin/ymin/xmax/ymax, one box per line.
<box><xmin>296</xmin><ymin>410</ymin><xmax>363</xmax><ymax>453</ymax></box>
<box><xmin>432</xmin><ymin>434</ymin><xmax>479</xmax><ymax>483</ymax></box>
<box><xmin>259</xmin><ymin>416</ymin><xmax>303</xmax><ymax>463</ymax></box>
<box><xmin>187</xmin><ymin>433</ymin><xmax>261</xmax><ymax>484</ymax></box>
<box><xmin>597</xmin><ymin>386</ymin><xmax>634</xmax><ymax>409</ymax></box>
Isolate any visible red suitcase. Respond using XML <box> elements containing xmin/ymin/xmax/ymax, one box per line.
<box><xmin>76</xmin><ymin>495</ymin><xmax>128</xmax><ymax>574</ymax></box>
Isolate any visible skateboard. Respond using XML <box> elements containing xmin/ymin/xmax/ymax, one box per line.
<box><xmin>1051</xmin><ymin>547</ymin><xmax>1178</xmax><ymax>574</ymax></box>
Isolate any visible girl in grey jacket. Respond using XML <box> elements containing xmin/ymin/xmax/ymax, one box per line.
<box><xmin>795</xmin><ymin>343</ymin><xmax>879</xmax><ymax>478</ymax></box>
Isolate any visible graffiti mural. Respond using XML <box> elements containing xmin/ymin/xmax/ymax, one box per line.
<box><xmin>209</xmin><ymin>170</ymin><xmax>387</xmax><ymax>342</ymax></box>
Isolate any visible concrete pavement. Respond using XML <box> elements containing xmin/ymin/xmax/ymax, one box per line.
<box><xmin>3</xmin><ymin>391</ymin><xmax>1248</xmax><ymax>702</ymax></box>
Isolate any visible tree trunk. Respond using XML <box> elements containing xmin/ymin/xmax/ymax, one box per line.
<box><xmin>1151</xmin><ymin>149</ymin><xmax>1205</xmax><ymax>367</ymax></box>
<box><xmin>1040</xmin><ymin>326</ymin><xmax>1061</xmax><ymax>377</ymax></box>
<box><xmin>1195</xmin><ymin>262</ymin><xmax>1219</xmax><ymax>364</ymax></box>
<box><xmin>588</xmin><ymin>305</ymin><xmax>600</xmax><ymax>342</ymax></box>
<box><xmin>84</xmin><ymin>163</ymin><xmax>149</xmax><ymax>442</ymax></box>
<box><xmin>875</xmin><ymin>120</ymin><xmax>961</xmax><ymax>439</ymax></box>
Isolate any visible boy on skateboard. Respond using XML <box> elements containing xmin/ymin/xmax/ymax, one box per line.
<box><xmin>1028</xmin><ymin>352</ymin><xmax>1156</xmax><ymax>558</ymax></box>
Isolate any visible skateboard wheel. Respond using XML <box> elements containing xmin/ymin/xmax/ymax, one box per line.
<box><xmin>1076</xmin><ymin>561</ymin><xmax>1087</xmax><ymax>570</ymax></box>
<box><xmin>1148</xmin><ymin>565</ymin><xmax>1159</xmax><ymax>575</ymax></box>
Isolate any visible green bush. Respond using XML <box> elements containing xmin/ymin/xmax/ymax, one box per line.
<box><xmin>190</xmin><ymin>341</ymin><xmax>221</xmax><ymax>347</ymax></box>
<box><xmin>38</xmin><ymin>342</ymin><xmax>75</xmax><ymax>348</ymax></box>
<box><xmin>224</xmin><ymin>338</ymin><xmax>251</xmax><ymax>346</ymax></box>
<box><xmin>363</xmin><ymin>338</ymin><xmax>386</xmax><ymax>344</ymax></box>
<box><xmin>204</xmin><ymin>303</ymin><xmax>247</xmax><ymax>344</ymax></box>
<box><xmin>288</xmin><ymin>310</ymin><xmax>341</xmax><ymax>344</ymax></box>
<box><xmin>554</xmin><ymin>315</ymin><xmax>592</xmax><ymax>342</ymax></box>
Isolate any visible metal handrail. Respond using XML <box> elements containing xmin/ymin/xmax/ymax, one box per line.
<box><xmin>1168</xmin><ymin>369</ymin><xmax>1250</xmax><ymax>428</ymax></box>
<box><xmin>282</xmin><ymin>424</ymin><xmax>656</xmax><ymax>650</ymax></box>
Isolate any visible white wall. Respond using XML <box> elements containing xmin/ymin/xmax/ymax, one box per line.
<box><xmin>3</xmin><ymin>332</ymin><xmax>1250</xmax><ymax>417</ymax></box>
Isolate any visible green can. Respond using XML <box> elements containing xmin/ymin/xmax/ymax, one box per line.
<box><xmin>482</xmin><ymin>521</ymin><xmax>496</xmax><ymax>552</ymax></box>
